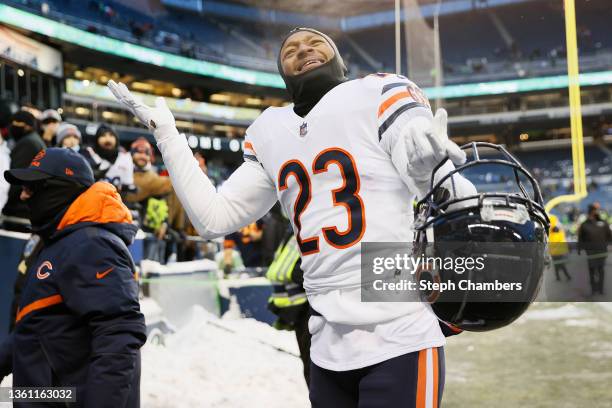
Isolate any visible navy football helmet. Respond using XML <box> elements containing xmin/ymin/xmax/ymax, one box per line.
<box><xmin>413</xmin><ymin>142</ymin><xmax>549</xmax><ymax>332</ymax></box>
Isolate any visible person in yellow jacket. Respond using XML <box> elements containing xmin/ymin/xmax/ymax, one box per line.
<box><xmin>266</xmin><ymin>228</ymin><xmax>310</xmax><ymax>387</ymax></box>
<box><xmin>549</xmin><ymin>214</ymin><xmax>571</xmax><ymax>281</ymax></box>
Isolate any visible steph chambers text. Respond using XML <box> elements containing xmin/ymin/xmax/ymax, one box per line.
<box><xmin>372</xmin><ymin>279</ymin><xmax>523</xmax><ymax>292</ymax></box>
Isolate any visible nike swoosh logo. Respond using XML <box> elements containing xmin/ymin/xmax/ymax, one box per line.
<box><xmin>96</xmin><ymin>267</ymin><xmax>114</xmax><ymax>279</ymax></box>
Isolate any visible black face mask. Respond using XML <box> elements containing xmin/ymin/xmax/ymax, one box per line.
<box><xmin>94</xmin><ymin>143</ymin><xmax>119</xmax><ymax>163</ymax></box>
<box><xmin>9</xmin><ymin>125</ymin><xmax>27</xmax><ymax>140</ymax></box>
<box><xmin>25</xmin><ymin>178</ymin><xmax>88</xmax><ymax>235</ymax></box>
<box><xmin>278</xmin><ymin>28</ymin><xmax>348</xmax><ymax>117</ymax></box>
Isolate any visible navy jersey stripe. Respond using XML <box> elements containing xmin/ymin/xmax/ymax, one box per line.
<box><xmin>243</xmin><ymin>154</ymin><xmax>259</xmax><ymax>162</ymax></box>
<box><xmin>382</xmin><ymin>82</ymin><xmax>409</xmax><ymax>95</ymax></box>
<box><xmin>378</xmin><ymin>102</ymin><xmax>428</xmax><ymax>141</ymax></box>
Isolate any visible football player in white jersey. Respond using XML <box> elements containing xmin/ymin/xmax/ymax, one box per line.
<box><xmin>108</xmin><ymin>27</ymin><xmax>475</xmax><ymax>407</ymax></box>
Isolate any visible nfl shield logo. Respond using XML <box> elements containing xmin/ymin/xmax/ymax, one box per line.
<box><xmin>299</xmin><ymin>122</ymin><xmax>308</xmax><ymax>137</ymax></box>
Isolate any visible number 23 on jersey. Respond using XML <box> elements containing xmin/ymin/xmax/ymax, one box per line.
<box><xmin>278</xmin><ymin>147</ymin><xmax>366</xmax><ymax>255</ymax></box>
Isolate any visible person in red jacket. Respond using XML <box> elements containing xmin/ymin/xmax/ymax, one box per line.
<box><xmin>0</xmin><ymin>148</ymin><xmax>146</xmax><ymax>407</ymax></box>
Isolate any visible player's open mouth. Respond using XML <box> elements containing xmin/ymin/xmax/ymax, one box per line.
<box><xmin>298</xmin><ymin>59</ymin><xmax>325</xmax><ymax>73</ymax></box>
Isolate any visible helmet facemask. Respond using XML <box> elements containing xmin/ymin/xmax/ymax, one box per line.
<box><xmin>413</xmin><ymin>142</ymin><xmax>550</xmax><ymax>332</ymax></box>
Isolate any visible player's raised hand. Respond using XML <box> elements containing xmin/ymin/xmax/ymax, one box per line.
<box><xmin>107</xmin><ymin>80</ymin><xmax>175</xmax><ymax>132</ymax></box>
<box><xmin>427</xmin><ymin>108</ymin><xmax>466</xmax><ymax>165</ymax></box>
<box><xmin>403</xmin><ymin>108</ymin><xmax>466</xmax><ymax>182</ymax></box>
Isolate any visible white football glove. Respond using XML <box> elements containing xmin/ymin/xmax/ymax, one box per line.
<box><xmin>403</xmin><ymin>108</ymin><xmax>466</xmax><ymax>183</ymax></box>
<box><xmin>107</xmin><ymin>80</ymin><xmax>175</xmax><ymax>133</ymax></box>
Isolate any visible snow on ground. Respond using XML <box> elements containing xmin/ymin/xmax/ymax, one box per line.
<box><xmin>0</xmin><ymin>375</ymin><xmax>12</xmax><ymax>408</ymax></box>
<box><xmin>141</xmin><ymin>306</ymin><xmax>309</xmax><ymax>408</ymax></box>
<box><xmin>518</xmin><ymin>303</ymin><xmax>588</xmax><ymax>321</ymax></box>
<box><xmin>2</xmin><ymin>302</ymin><xmax>611</xmax><ymax>407</ymax></box>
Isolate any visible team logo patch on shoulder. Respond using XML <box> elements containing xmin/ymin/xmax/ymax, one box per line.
<box><xmin>300</xmin><ymin>122</ymin><xmax>308</xmax><ymax>137</ymax></box>
<box><xmin>36</xmin><ymin>261</ymin><xmax>53</xmax><ymax>280</ymax></box>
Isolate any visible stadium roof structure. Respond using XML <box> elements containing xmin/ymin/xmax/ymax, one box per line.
<box><xmin>197</xmin><ymin>0</ymin><xmax>541</xmax><ymax>31</ymax></box>
<box><xmin>2</xmin><ymin>3</ymin><xmax>612</xmax><ymax>95</ymax></box>
<box><xmin>226</xmin><ymin>0</ymin><xmax>406</xmax><ymax>17</ymax></box>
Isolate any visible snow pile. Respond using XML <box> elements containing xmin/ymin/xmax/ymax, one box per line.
<box><xmin>520</xmin><ymin>303</ymin><xmax>588</xmax><ymax>321</ymax></box>
<box><xmin>141</xmin><ymin>306</ymin><xmax>309</xmax><ymax>408</ymax></box>
<box><xmin>0</xmin><ymin>374</ymin><xmax>11</xmax><ymax>408</ymax></box>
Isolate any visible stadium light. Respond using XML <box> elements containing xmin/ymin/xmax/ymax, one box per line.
<box><xmin>211</xmin><ymin>94</ymin><xmax>231</xmax><ymax>103</ymax></box>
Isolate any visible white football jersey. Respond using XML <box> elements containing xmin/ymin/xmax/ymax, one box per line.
<box><xmin>84</xmin><ymin>147</ymin><xmax>135</xmax><ymax>192</ymax></box>
<box><xmin>244</xmin><ymin>74</ymin><xmax>445</xmax><ymax>370</ymax></box>
<box><xmin>245</xmin><ymin>74</ymin><xmax>431</xmax><ymax>300</ymax></box>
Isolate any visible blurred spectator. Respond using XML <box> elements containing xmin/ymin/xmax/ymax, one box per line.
<box><xmin>0</xmin><ymin>99</ymin><xmax>13</xmax><ymax>213</ymax></box>
<box><xmin>55</xmin><ymin>123</ymin><xmax>82</xmax><ymax>152</ymax></box>
<box><xmin>0</xmin><ymin>131</ymin><xmax>9</xmax><ymax>212</ymax></box>
<box><xmin>177</xmin><ymin>151</ymin><xmax>216</xmax><ymax>261</ymax></box>
<box><xmin>216</xmin><ymin>239</ymin><xmax>244</xmax><ymax>277</ymax></box>
<box><xmin>130</xmin><ymin>20</ymin><xmax>145</xmax><ymax>40</ymax></box>
<box><xmin>81</xmin><ymin>124</ymin><xmax>135</xmax><ymax>194</ymax></box>
<box><xmin>40</xmin><ymin>109</ymin><xmax>62</xmax><ymax>147</ymax></box>
<box><xmin>549</xmin><ymin>215</ymin><xmax>571</xmax><ymax>281</ymax></box>
<box><xmin>19</xmin><ymin>105</ymin><xmax>41</xmax><ymax>122</ymax></box>
<box><xmin>578</xmin><ymin>203</ymin><xmax>611</xmax><ymax>296</ymax></box>
<box><xmin>265</xmin><ymin>229</ymin><xmax>310</xmax><ymax>385</ymax></box>
<box><xmin>225</xmin><ymin>221</ymin><xmax>264</xmax><ymax>267</ymax></box>
<box><xmin>125</xmin><ymin>137</ymin><xmax>173</xmax><ymax>262</ymax></box>
<box><xmin>0</xmin><ymin>98</ymin><xmax>15</xmax><ymax>133</ymax></box>
<box><xmin>568</xmin><ymin>206</ymin><xmax>579</xmax><ymax>223</ymax></box>
<box><xmin>2</xmin><ymin>110</ymin><xmax>45</xmax><ymax>229</ymax></box>
<box><xmin>127</xmin><ymin>137</ymin><xmax>168</xmax><ymax>197</ymax></box>
<box><xmin>261</xmin><ymin>202</ymin><xmax>288</xmax><ymax>265</ymax></box>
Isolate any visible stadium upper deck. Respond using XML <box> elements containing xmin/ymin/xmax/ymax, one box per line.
<box><xmin>4</xmin><ymin>0</ymin><xmax>611</xmax><ymax>85</ymax></box>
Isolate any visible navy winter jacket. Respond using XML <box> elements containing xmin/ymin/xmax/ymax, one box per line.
<box><xmin>0</xmin><ymin>182</ymin><xmax>146</xmax><ymax>407</ymax></box>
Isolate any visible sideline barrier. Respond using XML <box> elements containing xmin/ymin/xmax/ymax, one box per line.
<box><xmin>141</xmin><ymin>265</ymin><xmax>278</xmax><ymax>326</ymax></box>
<box><xmin>217</xmin><ymin>274</ymin><xmax>277</xmax><ymax>325</ymax></box>
<box><xmin>140</xmin><ymin>259</ymin><xmax>220</xmax><ymax>329</ymax></box>
<box><xmin>0</xmin><ymin>229</ymin><xmax>29</xmax><ymax>343</ymax></box>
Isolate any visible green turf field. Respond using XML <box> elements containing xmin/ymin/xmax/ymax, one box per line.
<box><xmin>444</xmin><ymin>302</ymin><xmax>612</xmax><ymax>407</ymax></box>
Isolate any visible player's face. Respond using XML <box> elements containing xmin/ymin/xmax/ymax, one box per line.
<box><xmin>280</xmin><ymin>31</ymin><xmax>334</xmax><ymax>77</ymax></box>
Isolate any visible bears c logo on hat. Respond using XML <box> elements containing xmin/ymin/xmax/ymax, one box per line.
<box><xmin>4</xmin><ymin>148</ymin><xmax>94</xmax><ymax>187</ymax></box>
<box><xmin>31</xmin><ymin>150</ymin><xmax>46</xmax><ymax>167</ymax></box>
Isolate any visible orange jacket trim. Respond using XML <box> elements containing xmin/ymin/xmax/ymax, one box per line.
<box><xmin>16</xmin><ymin>294</ymin><xmax>64</xmax><ymax>323</ymax></box>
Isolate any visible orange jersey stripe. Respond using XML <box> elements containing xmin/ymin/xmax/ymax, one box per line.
<box><xmin>378</xmin><ymin>91</ymin><xmax>411</xmax><ymax>117</ymax></box>
<box><xmin>244</xmin><ymin>141</ymin><xmax>256</xmax><ymax>154</ymax></box>
<box><xmin>432</xmin><ymin>348</ymin><xmax>439</xmax><ymax>408</ymax></box>
<box><xmin>416</xmin><ymin>348</ymin><xmax>427</xmax><ymax>408</ymax></box>
<box><xmin>16</xmin><ymin>294</ymin><xmax>63</xmax><ymax>323</ymax></box>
